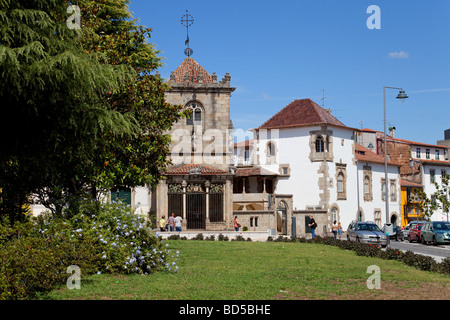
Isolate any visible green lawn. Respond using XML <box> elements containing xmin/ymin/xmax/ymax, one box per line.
<box><xmin>43</xmin><ymin>240</ymin><xmax>450</xmax><ymax>300</ymax></box>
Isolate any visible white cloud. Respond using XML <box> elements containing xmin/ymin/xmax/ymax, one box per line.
<box><xmin>261</xmin><ymin>93</ymin><xmax>270</xmax><ymax>100</ymax></box>
<box><xmin>388</xmin><ymin>51</ymin><xmax>409</xmax><ymax>59</ymax></box>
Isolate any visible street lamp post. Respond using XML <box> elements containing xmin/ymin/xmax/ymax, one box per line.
<box><xmin>383</xmin><ymin>86</ymin><xmax>408</xmax><ymax>246</ymax></box>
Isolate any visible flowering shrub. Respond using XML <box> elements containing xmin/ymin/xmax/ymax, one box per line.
<box><xmin>45</xmin><ymin>200</ymin><xmax>180</xmax><ymax>275</ymax></box>
<box><xmin>218</xmin><ymin>233</ymin><xmax>229</xmax><ymax>241</ymax></box>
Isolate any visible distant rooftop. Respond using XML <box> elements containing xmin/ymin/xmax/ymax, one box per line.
<box><xmin>258</xmin><ymin>99</ymin><xmax>348</xmax><ymax>130</ymax></box>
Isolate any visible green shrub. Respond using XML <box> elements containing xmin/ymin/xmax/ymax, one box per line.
<box><xmin>412</xmin><ymin>255</ymin><xmax>437</xmax><ymax>272</ymax></box>
<box><xmin>193</xmin><ymin>233</ymin><xmax>204</xmax><ymax>240</ymax></box>
<box><xmin>0</xmin><ymin>230</ymin><xmax>100</xmax><ymax>300</ymax></box>
<box><xmin>380</xmin><ymin>247</ymin><xmax>404</xmax><ymax>261</ymax></box>
<box><xmin>0</xmin><ymin>200</ymin><xmax>180</xmax><ymax>299</ymax></box>
<box><xmin>167</xmin><ymin>234</ymin><xmax>181</xmax><ymax>240</ymax></box>
<box><xmin>436</xmin><ymin>257</ymin><xmax>450</xmax><ymax>275</ymax></box>
<box><xmin>401</xmin><ymin>250</ymin><xmax>418</xmax><ymax>267</ymax></box>
<box><xmin>218</xmin><ymin>233</ymin><xmax>229</xmax><ymax>241</ymax></box>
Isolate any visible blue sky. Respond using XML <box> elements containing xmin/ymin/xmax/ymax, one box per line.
<box><xmin>128</xmin><ymin>0</ymin><xmax>450</xmax><ymax>145</ymax></box>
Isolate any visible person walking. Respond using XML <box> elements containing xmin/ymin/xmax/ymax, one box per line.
<box><xmin>234</xmin><ymin>216</ymin><xmax>240</xmax><ymax>231</ymax></box>
<box><xmin>159</xmin><ymin>215</ymin><xmax>166</xmax><ymax>232</ymax></box>
<box><xmin>174</xmin><ymin>214</ymin><xmax>183</xmax><ymax>232</ymax></box>
<box><xmin>331</xmin><ymin>220</ymin><xmax>338</xmax><ymax>239</ymax></box>
<box><xmin>308</xmin><ymin>215</ymin><xmax>318</xmax><ymax>239</ymax></box>
<box><xmin>168</xmin><ymin>213</ymin><xmax>175</xmax><ymax>232</ymax></box>
<box><xmin>338</xmin><ymin>222</ymin><xmax>343</xmax><ymax>239</ymax></box>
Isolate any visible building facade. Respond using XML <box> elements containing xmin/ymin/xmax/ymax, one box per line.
<box><xmin>152</xmin><ymin>57</ymin><xmax>237</xmax><ymax>231</ymax></box>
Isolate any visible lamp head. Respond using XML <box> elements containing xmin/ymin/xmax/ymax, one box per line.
<box><xmin>396</xmin><ymin>90</ymin><xmax>408</xmax><ymax>100</ymax></box>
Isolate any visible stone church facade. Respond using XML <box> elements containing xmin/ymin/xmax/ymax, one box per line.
<box><xmin>153</xmin><ymin>57</ymin><xmax>237</xmax><ymax>231</ymax></box>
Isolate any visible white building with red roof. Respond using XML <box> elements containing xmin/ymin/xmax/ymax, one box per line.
<box><xmin>233</xmin><ymin>98</ymin><xmax>402</xmax><ymax>236</ymax></box>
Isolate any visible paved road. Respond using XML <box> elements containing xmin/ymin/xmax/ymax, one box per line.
<box><xmin>388</xmin><ymin>239</ymin><xmax>450</xmax><ymax>261</ymax></box>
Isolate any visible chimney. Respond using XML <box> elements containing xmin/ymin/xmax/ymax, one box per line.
<box><xmin>389</xmin><ymin>127</ymin><xmax>396</xmax><ymax>138</ymax></box>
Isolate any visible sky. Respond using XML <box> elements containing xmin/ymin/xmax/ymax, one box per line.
<box><xmin>128</xmin><ymin>0</ymin><xmax>450</xmax><ymax>145</ymax></box>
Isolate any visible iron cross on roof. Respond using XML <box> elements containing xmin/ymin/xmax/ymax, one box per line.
<box><xmin>181</xmin><ymin>10</ymin><xmax>194</xmax><ymax>57</ymax></box>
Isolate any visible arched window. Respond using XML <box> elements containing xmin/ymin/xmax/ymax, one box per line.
<box><xmin>315</xmin><ymin>136</ymin><xmax>325</xmax><ymax>153</ymax></box>
<box><xmin>331</xmin><ymin>207</ymin><xmax>338</xmax><ymax>223</ymax></box>
<box><xmin>267</xmin><ymin>141</ymin><xmax>276</xmax><ymax>157</ymax></box>
<box><xmin>186</xmin><ymin>109</ymin><xmax>193</xmax><ymax>125</ymax></box>
<box><xmin>185</xmin><ymin>102</ymin><xmax>202</xmax><ymax>125</ymax></box>
<box><xmin>194</xmin><ymin>109</ymin><xmax>201</xmax><ymax>122</ymax></box>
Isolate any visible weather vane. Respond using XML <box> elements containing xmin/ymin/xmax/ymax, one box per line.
<box><xmin>181</xmin><ymin>10</ymin><xmax>194</xmax><ymax>57</ymax></box>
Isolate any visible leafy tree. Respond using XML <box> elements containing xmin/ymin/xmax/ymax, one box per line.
<box><xmin>1</xmin><ymin>0</ymin><xmax>184</xmax><ymax>221</ymax></box>
<box><xmin>75</xmin><ymin>0</ymin><xmax>184</xmax><ymax>201</ymax></box>
<box><xmin>414</xmin><ymin>172</ymin><xmax>450</xmax><ymax>221</ymax></box>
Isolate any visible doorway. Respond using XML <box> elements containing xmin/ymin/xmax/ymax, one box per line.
<box><xmin>277</xmin><ymin>201</ymin><xmax>287</xmax><ymax>235</ymax></box>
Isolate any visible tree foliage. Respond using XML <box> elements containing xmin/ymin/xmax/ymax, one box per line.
<box><xmin>76</xmin><ymin>0</ymin><xmax>184</xmax><ymax>198</ymax></box>
<box><xmin>0</xmin><ymin>0</ymin><xmax>183</xmax><ymax>221</ymax></box>
<box><xmin>414</xmin><ymin>172</ymin><xmax>450</xmax><ymax>221</ymax></box>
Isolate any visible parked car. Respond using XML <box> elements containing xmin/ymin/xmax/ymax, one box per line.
<box><xmin>381</xmin><ymin>225</ymin><xmax>400</xmax><ymax>241</ymax></box>
<box><xmin>399</xmin><ymin>221</ymin><xmax>426</xmax><ymax>241</ymax></box>
<box><xmin>420</xmin><ymin>221</ymin><xmax>450</xmax><ymax>245</ymax></box>
<box><xmin>347</xmin><ymin>221</ymin><xmax>387</xmax><ymax>247</ymax></box>
<box><xmin>407</xmin><ymin>222</ymin><xmax>425</xmax><ymax>243</ymax></box>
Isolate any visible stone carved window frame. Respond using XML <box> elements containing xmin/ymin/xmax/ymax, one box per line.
<box><xmin>335</xmin><ymin>163</ymin><xmax>347</xmax><ymax>200</ymax></box>
<box><xmin>363</xmin><ymin>165</ymin><xmax>373</xmax><ymax>202</ymax></box>
<box><xmin>185</xmin><ymin>101</ymin><xmax>204</xmax><ymax>128</ymax></box>
<box><xmin>279</xmin><ymin>164</ymin><xmax>290</xmax><ymax>177</ymax></box>
<box><xmin>381</xmin><ymin>178</ymin><xmax>386</xmax><ymax>201</ymax></box>
<box><xmin>309</xmin><ymin>127</ymin><xmax>333</xmax><ymax>162</ymax></box>
<box><xmin>266</xmin><ymin>140</ymin><xmax>277</xmax><ymax>164</ymax></box>
<box><xmin>389</xmin><ymin>179</ymin><xmax>397</xmax><ymax>202</ymax></box>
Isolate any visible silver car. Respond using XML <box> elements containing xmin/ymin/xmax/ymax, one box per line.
<box><xmin>346</xmin><ymin>221</ymin><xmax>388</xmax><ymax>247</ymax></box>
<box><xmin>420</xmin><ymin>221</ymin><xmax>450</xmax><ymax>245</ymax></box>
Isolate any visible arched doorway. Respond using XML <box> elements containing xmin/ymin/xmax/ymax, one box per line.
<box><xmin>391</xmin><ymin>213</ymin><xmax>398</xmax><ymax>226</ymax></box>
<box><xmin>277</xmin><ymin>201</ymin><xmax>287</xmax><ymax>235</ymax></box>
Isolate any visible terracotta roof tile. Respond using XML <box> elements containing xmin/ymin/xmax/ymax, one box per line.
<box><xmin>400</xmin><ymin>179</ymin><xmax>423</xmax><ymax>188</ymax></box>
<box><xmin>258</xmin><ymin>99</ymin><xmax>347</xmax><ymax>129</ymax></box>
<box><xmin>234</xmin><ymin>166</ymin><xmax>278</xmax><ymax>177</ymax></box>
<box><xmin>234</xmin><ymin>139</ymin><xmax>254</xmax><ymax>148</ymax></box>
<box><xmin>165</xmin><ymin>164</ymin><xmax>228</xmax><ymax>175</ymax></box>
<box><xmin>356</xmin><ymin>144</ymin><xmax>399</xmax><ymax>166</ymax></box>
<box><xmin>169</xmin><ymin>57</ymin><xmax>213</xmax><ymax>84</ymax></box>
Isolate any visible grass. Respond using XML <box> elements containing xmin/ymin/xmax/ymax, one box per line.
<box><xmin>42</xmin><ymin>240</ymin><xmax>450</xmax><ymax>300</ymax></box>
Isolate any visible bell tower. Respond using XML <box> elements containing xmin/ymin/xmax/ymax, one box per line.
<box><xmin>153</xmin><ymin>11</ymin><xmax>235</xmax><ymax>232</ymax></box>
<box><xmin>165</xmin><ymin>57</ymin><xmax>235</xmax><ymax>170</ymax></box>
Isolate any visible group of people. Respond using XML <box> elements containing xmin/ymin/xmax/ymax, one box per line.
<box><xmin>159</xmin><ymin>213</ymin><xmax>183</xmax><ymax>232</ymax></box>
<box><xmin>159</xmin><ymin>214</ymin><xmax>342</xmax><ymax>238</ymax></box>
<box><xmin>308</xmin><ymin>215</ymin><xmax>343</xmax><ymax>239</ymax></box>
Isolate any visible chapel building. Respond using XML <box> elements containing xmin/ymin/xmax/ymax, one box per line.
<box><xmin>153</xmin><ymin>57</ymin><xmax>237</xmax><ymax>230</ymax></box>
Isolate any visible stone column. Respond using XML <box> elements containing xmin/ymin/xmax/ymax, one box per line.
<box><xmin>182</xmin><ymin>180</ymin><xmax>187</xmax><ymax>228</ymax></box>
<box><xmin>225</xmin><ymin>179</ymin><xmax>233</xmax><ymax>229</ymax></box>
<box><xmin>156</xmin><ymin>180</ymin><xmax>168</xmax><ymax>221</ymax></box>
<box><xmin>205</xmin><ymin>181</ymin><xmax>210</xmax><ymax>223</ymax></box>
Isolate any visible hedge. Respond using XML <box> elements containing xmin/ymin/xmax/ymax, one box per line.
<box><xmin>270</xmin><ymin>235</ymin><xmax>450</xmax><ymax>275</ymax></box>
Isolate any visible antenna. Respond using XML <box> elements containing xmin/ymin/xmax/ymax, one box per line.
<box><xmin>320</xmin><ymin>89</ymin><xmax>326</xmax><ymax>107</ymax></box>
<box><xmin>181</xmin><ymin>10</ymin><xmax>194</xmax><ymax>57</ymax></box>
